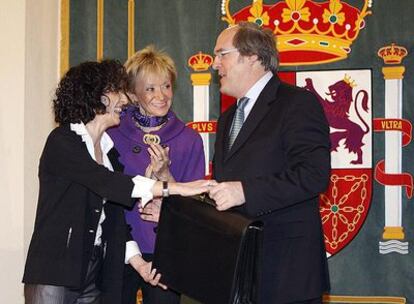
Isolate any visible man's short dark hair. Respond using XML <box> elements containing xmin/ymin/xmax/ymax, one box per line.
<box><xmin>53</xmin><ymin>59</ymin><xmax>128</xmax><ymax>124</ymax></box>
<box><xmin>233</xmin><ymin>22</ymin><xmax>278</xmax><ymax>73</ymax></box>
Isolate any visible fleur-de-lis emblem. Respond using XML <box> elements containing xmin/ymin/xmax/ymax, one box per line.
<box><xmin>322</xmin><ymin>0</ymin><xmax>345</xmax><ymax>25</ymax></box>
<box><xmin>247</xmin><ymin>0</ymin><xmax>270</xmax><ymax>26</ymax></box>
<box><xmin>282</xmin><ymin>0</ymin><xmax>311</xmax><ymax>23</ymax></box>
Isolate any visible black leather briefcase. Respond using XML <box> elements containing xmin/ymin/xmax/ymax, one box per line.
<box><xmin>152</xmin><ymin>195</ymin><xmax>263</xmax><ymax>304</ymax></box>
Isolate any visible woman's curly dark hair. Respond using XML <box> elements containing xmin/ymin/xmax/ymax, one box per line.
<box><xmin>53</xmin><ymin>59</ymin><xmax>128</xmax><ymax>124</ymax></box>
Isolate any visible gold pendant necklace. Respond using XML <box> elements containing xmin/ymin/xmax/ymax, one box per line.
<box><xmin>143</xmin><ymin>133</ymin><xmax>161</xmax><ymax>145</ymax></box>
<box><xmin>134</xmin><ymin>119</ymin><xmax>164</xmax><ymax>145</ymax></box>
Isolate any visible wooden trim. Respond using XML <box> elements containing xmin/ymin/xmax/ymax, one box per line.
<box><xmin>97</xmin><ymin>0</ymin><xmax>104</xmax><ymax>61</ymax></box>
<box><xmin>128</xmin><ymin>0</ymin><xmax>135</xmax><ymax>58</ymax></box>
<box><xmin>60</xmin><ymin>0</ymin><xmax>70</xmax><ymax>77</ymax></box>
<box><xmin>323</xmin><ymin>295</ymin><xmax>406</xmax><ymax>304</ymax></box>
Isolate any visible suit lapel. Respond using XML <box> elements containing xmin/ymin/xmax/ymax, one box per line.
<box><xmin>225</xmin><ymin>76</ymin><xmax>281</xmax><ymax>161</ymax></box>
<box><xmin>108</xmin><ymin>148</ymin><xmax>125</xmax><ymax>172</ymax></box>
<box><xmin>215</xmin><ymin>105</ymin><xmax>236</xmax><ymax>165</ymax></box>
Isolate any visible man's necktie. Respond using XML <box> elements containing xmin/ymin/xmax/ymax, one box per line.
<box><xmin>227</xmin><ymin>97</ymin><xmax>249</xmax><ymax>151</ymax></box>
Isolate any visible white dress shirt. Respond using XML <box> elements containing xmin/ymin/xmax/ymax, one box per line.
<box><xmin>70</xmin><ymin>122</ymin><xmax>154</xmax><ymax>263</ymax></box>
<box><xmin>241</xmin><ymin>71</ymin><xmax>273</xmax><ymax>121</ymax></box>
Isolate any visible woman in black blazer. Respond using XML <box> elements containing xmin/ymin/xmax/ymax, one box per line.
<box><xmin>23</xmin><ymin>60</ymin><xmax>209</xmax><ymax>304</ymax></box>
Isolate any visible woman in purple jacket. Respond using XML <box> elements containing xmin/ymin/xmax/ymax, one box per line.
<box><xmin>108</xmin><ymin>46</ymin><xmax>205</xmax><ymax>304</ymax></box>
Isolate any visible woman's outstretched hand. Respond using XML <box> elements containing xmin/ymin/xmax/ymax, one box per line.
<box><xmin>170</xmin><ymin>179</ymin><xmax>211</xmax><ymax>197</ymax></box>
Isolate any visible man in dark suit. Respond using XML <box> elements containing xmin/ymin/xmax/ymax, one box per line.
<box><xmin>208</xmin><ymin>22</ymin><xmax>331</xmax><ymax>304</ymax></box>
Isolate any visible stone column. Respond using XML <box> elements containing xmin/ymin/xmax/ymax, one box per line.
<box><xmin>377</xmin><ymin>44</ymin><xmax>408</xmax><ymax>240</ymax></box>
<box><xmin>188</xmin><ymin>52</ymin><xmax>213</xmax><ymax>176</ymax></box>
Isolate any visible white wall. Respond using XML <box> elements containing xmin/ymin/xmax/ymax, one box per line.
<box><xmin>0</xmin><ymin>0</ymin><xmax>58</xmax><ymax>302</ymax></box>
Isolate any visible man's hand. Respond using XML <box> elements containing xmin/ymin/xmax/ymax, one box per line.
<box><xmin>208</xmin><ymin>181</ymin><xmax>245</xmax><ymax>211</ymax></box>
<box><xmin>129</xmin><ymin>255</ymin><xmax>167</xmax><ymax>289</ymax></box>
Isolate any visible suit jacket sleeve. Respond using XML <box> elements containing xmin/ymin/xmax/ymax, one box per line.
<box><xmin>242</xmin><ymin>90</ymin><xmax>331</xmax><ymax>216</ymax></box>
<box><xmin>41</xmin><ymin>127</ymin><xmax>135</xmax><ymax>208</ymax></box>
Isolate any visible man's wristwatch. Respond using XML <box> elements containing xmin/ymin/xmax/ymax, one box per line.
<box><xmin>162</xmin><ymin>181</ymin><xmax>169</xmax><ymax>197</ymax></box>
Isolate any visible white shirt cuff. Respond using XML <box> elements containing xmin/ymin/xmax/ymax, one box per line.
<box><xmin>132</xmin><ymin>175</ymin><xmax>156</xmax><ymax>207</ymax></box>
<box><xmin>125</xmin><ymin>240</ymin><xmax>141</xmax><ymax>264</ymax></box>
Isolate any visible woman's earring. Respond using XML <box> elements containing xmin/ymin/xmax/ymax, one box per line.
<box><xmin>100</xmin><ymin>96</ymin><xmax>109</xmax><ymax>106</ymax></box>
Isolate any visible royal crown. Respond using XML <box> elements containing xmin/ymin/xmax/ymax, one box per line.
<box><xmin>377</xmin><ymin>43</ymin><xmax>408</xmax><ymax>65</ymax></box>
<box><xmin>221</xmin><ymin>0</ymin><xmax>373</xmax><ymax>66</ymax></box>
<box><xmin>343</xmin><ymin>74</ymin><xmax>357</xmax><ymax>87</ymax></box>
<box><xmin>188</xmin><ymin>52</ymin><xmax>214</xmax><ymax>71</ymax></box>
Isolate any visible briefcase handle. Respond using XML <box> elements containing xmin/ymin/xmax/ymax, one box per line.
<box><xmin>190</xmin><ymin>193</ymin><xmax>216</xmax><ymax>207</ymax></box>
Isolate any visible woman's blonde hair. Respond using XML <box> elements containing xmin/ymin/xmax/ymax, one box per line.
<box><xmin>124</xmin><ymin>45</ymin><xmax>177</xmax><ymax>92</ymax></box>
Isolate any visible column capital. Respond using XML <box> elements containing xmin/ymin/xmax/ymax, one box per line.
<box><xmin>191</xmin><ymin>73</ymin><xmax>212</xmax><ymax>86</ymax></box>
<box><xmin>382</xmin><ymin>66</ymin><xmax>405</xmax><ymax>80</ymax></box>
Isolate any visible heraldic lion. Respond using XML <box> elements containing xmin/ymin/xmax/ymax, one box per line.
<box><xmin>304</xmin><ymin>75</ymin><xmax>370</xmax><ymax>165</ymax></box>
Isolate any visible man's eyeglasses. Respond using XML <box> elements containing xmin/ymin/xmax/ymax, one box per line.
<box><xmin>214</xmin><ymin>48</ymin><xmax>239</xmax><ymax>59</ymax></box>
